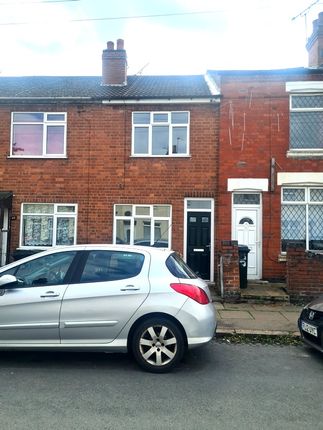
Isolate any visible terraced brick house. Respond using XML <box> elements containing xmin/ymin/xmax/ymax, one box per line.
<box><xmin>0</xmin><ymin>39</ymin><xmax>220</xmax><ymax>282</ymax></box>
<box><xmin>207</xmin><ymin>12</ymin><xmax>323</xmax><ymax>299</ymax></box>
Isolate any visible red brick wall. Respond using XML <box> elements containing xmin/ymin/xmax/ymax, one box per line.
<box><xmin>0</xmin><ymin>102</ymin><xmax>219</xmax><ymax>260</ymax></box>
<box><xmin>217</xmin><ymin>240</ymin><xmax>240</xmax><ymax>299</ymax></box>
<box><xmin>286</xmin><ymin>244</ymin><xmax>323</xmax><ymax>302</ymax></box>
<box><xmin>216</xmin><ymin>71</ymin><xmax>323</xmax><ymax>281</ymax></box>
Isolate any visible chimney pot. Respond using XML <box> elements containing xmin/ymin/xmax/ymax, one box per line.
<box><xmin>117</xmin><ymin>39</ymin><xmax>124</xmax><ymax>50</ymax></box>
<box><xmin>102</xmin><ymin>39</ymin><xmax>127</xmax><ymax>86</ymax></box>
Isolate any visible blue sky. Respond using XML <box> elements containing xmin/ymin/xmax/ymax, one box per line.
<box><xmin>0</xmin><ymin>0</ymin><xmax>322</xmax><ymax>76</ymax></box>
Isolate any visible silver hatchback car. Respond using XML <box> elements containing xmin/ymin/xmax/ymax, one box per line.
<box><xmin>0</xmin><ymin>245</ymin><xmax>216</xmax><ymax>372</ymax></box>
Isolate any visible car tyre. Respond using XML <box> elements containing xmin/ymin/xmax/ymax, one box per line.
<box><xmin>131</xmin><ymin>317</ymin><xmax>185</xmax><ymax>373</ymax></box>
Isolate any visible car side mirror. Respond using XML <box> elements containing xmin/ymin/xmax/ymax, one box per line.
<box><xmin>0</xmin><ymin>274</ymin><xmax>19</xmax><ymax>287</ymax></box>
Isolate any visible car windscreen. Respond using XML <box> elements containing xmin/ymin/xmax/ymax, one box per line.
<box><xmin>166</xmin><ymin>252</ymin><xmax>198</xmax><ymax>279</ymax></box>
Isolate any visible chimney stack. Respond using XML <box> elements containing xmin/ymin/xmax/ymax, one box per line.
<box><xmin>306</xmin><ymin>12</ymin><xmax>323</xmax><ymax>68</ymax></box>
<box><xmin>102</xmin><ymin>39</ymin><xmax>127</xmax><ymax>85</ymax></box>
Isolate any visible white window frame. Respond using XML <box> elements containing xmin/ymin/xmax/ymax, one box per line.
<box><xmin>131</xmin><ymin>111</ymin><xmax>190</xmax><ymax>157</ymax></box>
<box><xmin>288</xmin><ymin>94</ymin><xmax>323</xmax><ymax>155</ymax></box>
<box><xmin>10</xmin><ymin>112</ymin><xmax>67</xmax><ymax>158</ymax></box>
<box><xmin>281</xmin><ymin>187</ymin><xmax>323</xmax><ymax>252</ymax></box>
<box><xmin>113</xmin><ymin>204</ymin><xmax>172</xmax><ymax>247</ymax></box>
<box><xmin>19</xmin><ymin>203</ymin><xmax>77</xmax><ymax>249</ymax></box>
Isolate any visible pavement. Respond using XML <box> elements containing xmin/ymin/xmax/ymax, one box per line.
<box><xmin>214</xmin><ymin>300</ymin><xmax>303</xmax><ymax>337</ymax></box>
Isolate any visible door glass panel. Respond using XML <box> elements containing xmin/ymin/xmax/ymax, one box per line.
<box><xmin>187</xmin><ymin>200</ymin><xmax>211</xmax><ymax>209</ymax></box>
<box><xmin>239</xmin><ymin>217</ymin><xmax>254</xmax><ymax>224</ymax></box>
<box><xmin>233</xmin><ymin>194</ymin><xmax>260</xmax><ymax>205</ymax></box>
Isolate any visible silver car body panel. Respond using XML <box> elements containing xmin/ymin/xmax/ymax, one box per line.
<box><xmin>0</xmin><ymin>244</ymin><xmax>216</xmax><ymax>352</ymax></box>
<box><xmin>0</xmin><ymin>284</ymin><xmax>68</xmax><ymax>343</ymax></box>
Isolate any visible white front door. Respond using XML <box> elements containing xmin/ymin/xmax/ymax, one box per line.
<box><xmin>233</xmin><ymin>207</ymin><xmax>261</xmax><ymax>279</ymax></box>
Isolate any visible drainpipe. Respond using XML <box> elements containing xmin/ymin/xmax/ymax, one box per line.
<box><xmin>219</xmin><ymin>256</ymin><xmax>224</xmax><ymax>298</ymax></box>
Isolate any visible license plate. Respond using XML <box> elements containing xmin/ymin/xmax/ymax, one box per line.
<box><xmin>301</xmin><ymin>321</ymin><xmax>318</xmax><ymax>337</ymax></box>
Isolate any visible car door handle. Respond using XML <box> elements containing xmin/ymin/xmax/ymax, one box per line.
<box><xmin>120</xmin><ymin>285</ymin><xmax>140</xmax><ymax>291</ymax></box>
<box><xmin>40</xmin><ymin>291</ymin><xmax>60</xmax><ymax>298</ymax></box>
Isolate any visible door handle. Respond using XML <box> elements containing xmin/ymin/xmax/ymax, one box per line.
<box><xmin>120</xmin><ymin>285</ymin><xmax>140</xmax><ymax>291</ymax></box>
<box><xmin>40</xmin><ymin>291</ymin><xmax>60</xmax><ymax>298</ymax></box>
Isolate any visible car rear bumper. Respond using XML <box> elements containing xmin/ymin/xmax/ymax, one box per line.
<box><xmin>176</xmin><ymin>300</ymin><xmax>217</xmax><ymax>349</ymax></box>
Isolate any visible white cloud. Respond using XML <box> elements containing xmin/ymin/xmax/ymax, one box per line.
<box><xmin>0</xmin><ymin>0</ymin><xmax>320</xmax><ymax>76</ymax></box>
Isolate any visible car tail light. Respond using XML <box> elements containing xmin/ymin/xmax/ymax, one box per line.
<box><xmin>170</xmin><ymin>283</ymin><xmax>210</xmax><ymax>305</ymax></box>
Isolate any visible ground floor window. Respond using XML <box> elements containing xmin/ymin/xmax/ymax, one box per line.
<box><xmin>20</xmin><ymin>203</ymin><xmax>77</xmax><ymax>247</ymax></box>
<box><xmin>114</xmin><ymin>204</ymin><xmax>171</xmax><ymax>247</ymax></box>
<box><xmin>281</xmin><ymin>187</ymin><xmax>323</xmax><ymax>251</ymax></box>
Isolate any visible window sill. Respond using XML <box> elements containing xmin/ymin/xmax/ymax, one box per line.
<box><xmin>130</xmin><ymin>154</ymin><xmax>191</xmax><ymax>158</ymax></box>
<box><xmin>287</xmin><ymin>150</ymin><xmax>323</xmax><ymax>159</ymax></box>
<box><xmin>7</xmin><ymin>155</ymin><xmax>67</xmax><ymax>159</ymax></box>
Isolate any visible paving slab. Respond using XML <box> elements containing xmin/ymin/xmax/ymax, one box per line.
<box><xmin>222</xmin><ymin>303</ymin><xmax>255</xmax><ymax>311</ymax></box>
<box><xmin>280</xmin><ymin>311</ymin><xmax>300</xmax><ymax>324</ymax></box>
<box><xmin>218</xmin><ymin>310</ymin><xmax>253</xmax><ymax>320</ymax></box>
<box><xmin>214</xmin><ymin>302</ymin><xmax>300</xmax><ymax>336</ymax></box>
<box><xmin>249</xmin><ymin>311</ymin><xmax>287</xmax><ymax>322</ymax></box>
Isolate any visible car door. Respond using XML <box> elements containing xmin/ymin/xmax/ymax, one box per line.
<box><xmin>59</xmin><ymin>249</ymin><xmax>151</xmax><ymax>344</ymax></box>
<box><xmin>0</xmin><ymin>250</ymin><xmax>77</xmax><ymax>344</ymax></box>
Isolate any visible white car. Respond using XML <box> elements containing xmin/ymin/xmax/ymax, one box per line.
<box><xmin>0</xmin><ymin>245</ymin><xmax>216</xmax><ymax>372</ymax></box>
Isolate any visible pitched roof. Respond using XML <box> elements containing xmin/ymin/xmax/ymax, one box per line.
<box><xmin>0</xmin><ymin>75</ymin><xmax>217</xmax><ymax>101</ymax></box>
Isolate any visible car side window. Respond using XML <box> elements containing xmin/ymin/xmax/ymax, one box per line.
<box><xmin>80</xmin><ymin>250</ymin><xmax>144</xmax><ymax>283</ymax></box>
<box><xmin>0</xmin><ymin>251</ymin><xmax>77</xmax><ymax>287</ymax></box>
<box><xmin>166</xmin><ymin>252</ymin><xmax>198</xmax><ymax>279</ymax></box>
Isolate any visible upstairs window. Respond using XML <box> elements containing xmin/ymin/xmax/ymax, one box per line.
<box><xmin>11</xmin><ymin>112</ymin><xmax>67</xmax><ymax>157</ymax></box>
<box><xmin>289</xmin><ymin>95</ymin><xmax>323</xmax><ymax>151</ymax></box>
<box><xmin>132</xmin><ymin>111</ymin><xmax>189</xmax><ymax>156</ymax></box>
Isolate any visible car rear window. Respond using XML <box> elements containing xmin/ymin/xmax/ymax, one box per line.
<box><xmin>80</xmin><ymin>250</ymin><xmax>145</xmax><ymax>283</ymax></box>
<box><xmin>166</xmin><ymin>253</ymin><xmax>198</xmax><ymax>279</ymax></box>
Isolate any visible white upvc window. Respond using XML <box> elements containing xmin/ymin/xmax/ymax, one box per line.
<box><xmin>132</xmin><ymin>111</ymin><xmax>189</xmax><ymax>156</ymax></box>
<box><xmin>114</xmin><ymin>204</ymin><xmax>171</xmax><ymax>248</ymax></box>
<box><xmin>20</xmin><ymin>203</ymin><xmax>77</xmax><ymax>248</ymax></box>
<box><xmin>289</xmin><ymin>94</ymin><xmax>323</xmax><ymax>152</ymax></box>
<box><xmin>11</xmin><ymin>112</ymin><xmax>67</xmax><ymax>157</ymax></box>
<box><xmin>281</xmin><ymin>187</ymin><xmax>323</xmax><ymax>252</ymax></box>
